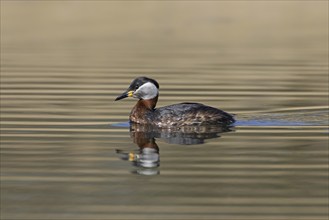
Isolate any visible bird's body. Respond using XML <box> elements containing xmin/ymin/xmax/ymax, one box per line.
<box><xmin>115</xmin><ymin>77</ymin><xmax>235</xmax><ymax>127</ymax></box>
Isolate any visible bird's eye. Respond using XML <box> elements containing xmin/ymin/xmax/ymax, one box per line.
<box><xmin>135</xmin><ymin>85</ymin><xmax>139</xmax><ymax>90</ymax></box>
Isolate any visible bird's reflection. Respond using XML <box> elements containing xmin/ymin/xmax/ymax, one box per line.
<box><xmin>116</xmin><ymin>124</ymin><xmax>234</xmax><ymax>175</ymax></box>
<box><xmin>116</xmin><ymin>126</ymin><xmax>160</xmax><ymax>175</ymax></box>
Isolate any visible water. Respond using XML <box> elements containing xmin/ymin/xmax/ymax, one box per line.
<box><xmin>1</xmin><ymin>2</ymin><xmax>328</xmax><ymax>220</ymax></box>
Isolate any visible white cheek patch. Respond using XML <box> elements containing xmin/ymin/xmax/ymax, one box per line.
<box><xmin>134</xmin><ymin>82</ymin><xmax>158</xmax><ymax>100</ymax></box>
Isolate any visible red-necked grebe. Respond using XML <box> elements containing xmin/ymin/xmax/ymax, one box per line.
<box><xmin>115</xmin><ymin>77</ymin><xmax>235</xmax><ymax>127</ymax></box>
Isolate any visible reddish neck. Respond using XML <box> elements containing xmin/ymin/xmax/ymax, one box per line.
<box><xmin>130</xmin><ymin>96</ymin><xmax>158</xmax><ymax>123</ymax></box>
<box><xmin>137</xmin><ymin>96</ymin><xmax>158</xmax><ymax>110</ymax></box>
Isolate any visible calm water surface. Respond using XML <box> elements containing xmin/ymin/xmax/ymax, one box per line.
<box><xmin>1</xmin><ymin>2</ymin><xmax>328</xmax><ymax>220</ymax></box>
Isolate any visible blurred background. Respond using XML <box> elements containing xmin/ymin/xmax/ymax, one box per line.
<box><xmin>1</xmin><ymin>1</ymin><xmax>328</xmax><ymax>112</ymax></box>
<box><xmin>1</xmin><ymin>1</ymin><xmax>328</xmax><ymax>220</ymax></box>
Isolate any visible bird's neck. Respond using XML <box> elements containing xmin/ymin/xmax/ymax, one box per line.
<box><xmin>137</xmin><ymin>95</ymin><xmax>158</xmax><ymax>110</ymax></box>
<box><xmin>129</xmin><ymin>96</ymin><xmax>158</xmax><ymax>124</ymax></box>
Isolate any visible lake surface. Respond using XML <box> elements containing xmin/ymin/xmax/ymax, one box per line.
<box><xmin>1</xmin><ymin>2</ymin><xmax>328</xmax><ymax>220</ymax></box>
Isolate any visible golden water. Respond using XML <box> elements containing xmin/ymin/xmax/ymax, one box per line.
<box><xmin>1</xmin><ymin>2</ymin><xmax>328</xmax><ymax>220</ymax></box>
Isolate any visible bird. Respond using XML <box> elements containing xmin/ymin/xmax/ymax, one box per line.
<box><xmin>115</xmin><ymin>77</ymin><xmax>235</xmax><ymax>127</ymax></box>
